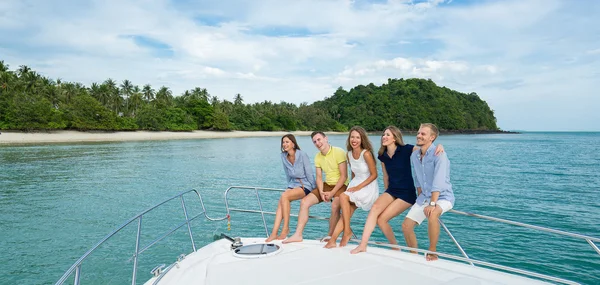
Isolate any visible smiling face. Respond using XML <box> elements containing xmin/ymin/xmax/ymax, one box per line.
<box><xmin>281</xmin><ymin>136</ymin><xmax>295</xmax><ymax>152</ymax></box>
<box><xmin>381</xmin><ymin>129</ymin><xmax>394</xmax><ymax>147</ymax></box>
<box><xmin>349</xmin><ymin>130</ymin><xmax>361</xmax><ymax>150</ymax></box>
<box><xmin>312</xmin><ymin>133</ymin><xmax>328</xmax><ymax>152</ymax></box>
<box><xmin>416</xmin><ymin>126</ymin><xmax>435</xmax><ymax>147</ymax></box>
<box><xmin>281</xmin><ymin>134</ymin><xmax>300</xmax><ymax>153</ymax></box>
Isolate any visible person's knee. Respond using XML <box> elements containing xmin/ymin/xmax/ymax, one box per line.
<box><xmin>370</xmin><ymin>203</ymin><xmax>384</xmax><ymax>215</ymax></box>
<box><xmin>332</xmin><ymin>196</ymin><xmax>340</xmax><ymax>205</ymax></box>
<box><xmin>331</xmin><ymin>198</ymin><xmax>340</xmax><ymax>208</ymax></box>
<box><xmin>402</xmin><ymin>219</ymin><xmax>416</xmax><ymax>233</ymax></box>
<box><xmin>300</xmin><ymin>198</ymin><xmax>312</xmax><ymax>209</ymax></box>
<box><xmin>341</xmin><ymin>193</ymin><xmax>350</xmax><ymax>202</ymax></box>
<box><xmin>376</xmin><ymin>215</ymin><xmax>389</xmax><ymax>226</ymax></box>
<box><xmin>429</xmin><ymin>211</ymin><xmax>441</xmax><ymax>222</ymax></box>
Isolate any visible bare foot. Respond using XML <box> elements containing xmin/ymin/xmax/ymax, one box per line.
<box><xmin>340</xmin><ymin>233</ymin><xmax>352</xmax><ymax>247</ymax></box>
<box><xmin>320</xmin><ymin>235</ymin><xmax>332</xmax><ymax>242</ymax></box>
<box><xmin>350</xmin><ymin>244</ymin><xmax>367</xmax><ymax>254</ymax></box>
<box><xmin>265</xmin><ymin>234</ymin><xmax>277</xmax><ymax>242</ymax></box>
<box><xmin>426</xmin><ymin>253</ymin><xmax>438</xmax><ymax>261</ymax></box>
<box><xmin>276</xmin><ymin>229</ymin><xmax>289</xmax><ymax>240</ymax></box>
<box><xmin>282</xmin><ymin>234</ymin><xmax>303</xmax><ymax>244</ymax></box>
<box><xmin>324</xmin><ymin>240</ymin><xmax>337</xmax><ymax>248</ymax></box>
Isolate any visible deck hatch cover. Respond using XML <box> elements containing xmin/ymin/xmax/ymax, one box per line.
<box><xmin>233</xmin><ymin>243</ymin><xmax>280</xmax><ymax>257</ymax></box>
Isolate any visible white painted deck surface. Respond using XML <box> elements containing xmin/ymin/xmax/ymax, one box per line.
<box><xmin>144</xmin><ymin>238</ymin><xmax>552</xmax><ymax>285</ymax></box>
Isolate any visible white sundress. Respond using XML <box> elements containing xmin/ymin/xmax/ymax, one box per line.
<box><xmin>344</xmin><ymin>149</ymin><xmax>379</xmax><ymax>211</ymax></box>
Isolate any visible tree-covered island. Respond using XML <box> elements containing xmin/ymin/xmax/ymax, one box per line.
<box><xmin>0</xmin><ymin>61</ymin><xmax>501</xmax><ymax>133</ymax></box>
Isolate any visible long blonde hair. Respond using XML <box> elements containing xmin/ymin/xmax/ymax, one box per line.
<box><xmin>378</xmin><ymin>126</ymin><xmax>405</xmax><ymax>156</ymax></box>
<box><xmin>346</xmin><ymin>126</ymin><xmax>374</xmax><ymax>159</ymax></box>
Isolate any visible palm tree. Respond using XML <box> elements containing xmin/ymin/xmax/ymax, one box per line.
<box><xmin>63</xmin><ymin>82</ymin><xmax>78</xmax><ymax>105</ymax></box>
<box><xmin>142</xmin><ymin>84</ymin><xmax>155</xmax><ymax>102</ymax></box>
<box><xmin>41</xmin><ymin>77</ymin><xmax>60</xmax><ymax>107</ymax></box>
<box><xmin>89</xmin><ymin>83</ymin><xmax>101</xmax><ymax>100</ymax></box>
<box><xmin>120</xmin><ymin>79</ymin><xmax>134</xmax><ymax>116</ymax></box>
<box><xmin>103</xmin><ymin>78</ymin><xmax>121</xmax><ymax>113</ymax></box>
<box><xmin>129</xmin><ymin>85</ymin><xmax>143</xmax><ymax>117</ymax></box>
<box><xmin>210</xmin><ymin>96</ymin><xmax>219</xmax><ymax>106</ymax></box>
<box><xmin>94</xmin><ymin>82</ymin><xmax>110</xmax><ymax>107</ymax></box>
<box><xmin>0</xmin><ymin>69</ymin><xmax>15</xmax><ymax>91</ymax></box>
<box><xmin>192</xmin><ymin>87</ymin><xmax>210</xmax><ymax>102</ymax></box>
<box><xmin>17</xmin><ymin>65</ymin><xmax>31</xmax><ymax>77</ymax></box>
<box><xmin>0</xmin><ymin>60</ymin><xmax>8</xmax><ymax>73</ymax></box>
<box><xmin>155</xmin><ymin>86</ymin><xmax>173</xmax><ymax>106</ymax></box>
<box><xmin>22</xmin><ymin>71</ymin><xmax>42</xmax><ymax>94</ymax></box>
<box><xmin>234</xmin><ymin>93</ymin><xmax>243</xmax><ymax>105</ymax></box>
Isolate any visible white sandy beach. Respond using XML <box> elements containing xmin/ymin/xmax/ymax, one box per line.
<box><xmin>0</xmin><ymin>130</ymin><xmax>321</xmax><ymax>145</ymax></box>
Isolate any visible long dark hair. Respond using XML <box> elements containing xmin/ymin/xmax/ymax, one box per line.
<box><xmin>281</xmin><ymin>134</ymin><xmax>301</xmax><ymax>152</ymax></box>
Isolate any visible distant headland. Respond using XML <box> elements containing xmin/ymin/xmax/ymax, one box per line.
<box><xmin>2</xmin><ymin>60</ymin><xmax>501</xmax><ymax>134</ymax></box>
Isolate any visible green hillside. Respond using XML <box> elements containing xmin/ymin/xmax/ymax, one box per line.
<box><xmin>0</xmin><ymin>61</ymin><xmax>498</xmax><ymax>132</ymax></box>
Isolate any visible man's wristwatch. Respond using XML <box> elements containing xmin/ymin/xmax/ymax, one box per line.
<box><xmin>429</xmin><ymin>201</ymin><xmax>437</xmax><ymax>207</ymax></box>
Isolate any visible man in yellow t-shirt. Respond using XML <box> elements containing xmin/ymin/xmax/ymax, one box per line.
<box><xmin>284</xmin><ymin>131</ymin><xmax>348</xmax><ymax>243</ymax></box>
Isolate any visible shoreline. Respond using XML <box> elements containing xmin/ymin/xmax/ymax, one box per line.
<box><xmin>0</xmin><ymin>130</ymin><xmax>316</xmax><ymax>145</ymax></box>
<box><xmin>0</xmin><ymin>129</ymin><xmax>518</xmax><ymax>146</ymax></box>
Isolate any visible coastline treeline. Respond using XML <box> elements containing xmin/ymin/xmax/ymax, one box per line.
<box><xmin>0</xmin><ymin>60</ymin><xmax>498</xmax><ymax>132</ymax></box>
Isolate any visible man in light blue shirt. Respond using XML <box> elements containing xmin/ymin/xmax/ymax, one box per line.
<box><xmin>402</xmin><ymin>123</ymin><xmax>455</xmax><ymax>261</ymax></box>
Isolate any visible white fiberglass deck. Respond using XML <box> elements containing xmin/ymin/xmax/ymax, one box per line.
<box><xmin>144</xmin><ymin>238</ymin><xmax>551</xmax><ymax>285</ymax></box>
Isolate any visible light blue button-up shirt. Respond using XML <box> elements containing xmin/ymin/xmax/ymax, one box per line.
<box><xmin>281</xmin><ymin>149</ymin><xmax>316</xmax><ymax>190</ymax></box>
<box><xmin>411</xmin><ymin>143</ymin><xmax>455</xmax><ymax>206</ymax></box>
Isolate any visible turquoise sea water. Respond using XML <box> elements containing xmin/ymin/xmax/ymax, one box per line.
<box><xmin>1</xmin><ymin>132</ymin><xmax>599</xmax><ymax>285</ymax></box>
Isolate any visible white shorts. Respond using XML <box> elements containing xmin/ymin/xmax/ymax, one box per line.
<box><xmin>405</xmin><ymin>200</ymin><xmax>453</xmax><ymax>225</ymax></box>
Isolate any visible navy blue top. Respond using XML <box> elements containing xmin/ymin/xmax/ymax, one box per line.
<box><xmin>378</xmin><ymin>144</ymin><xmax>417</xmax><ymax>203</ymax></box>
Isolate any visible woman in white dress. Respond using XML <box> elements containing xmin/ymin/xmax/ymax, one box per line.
<box><xmin>325</xmin><ymin>126</ymin><xmax>379</xmax><ymax>248</ymax></box>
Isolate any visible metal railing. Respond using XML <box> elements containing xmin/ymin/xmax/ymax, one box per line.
<box><xmin>447</xmin><ymin>209</ymin><xmax>600</xmax><ymax>256</ymax></box>
<box><xmin>55</xmin><ymin>189</ymin><xmax>227</xmax><ymax>285</ymax></box>
<box><xmin>223</xmin><ymin>186</ymin><xmax>334</xmax><ymax>235</ymax></box>
<box><xmin>56</xmin><ymin>186</ymin><xmax>599</xmax><ymax>285</ymax></box>
<box><xmin>223</xmin><ymin>186</ymin><xmax>599</xmax><ymax>284</ymax></box>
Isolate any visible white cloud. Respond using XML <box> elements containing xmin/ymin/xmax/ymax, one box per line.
<box><xmin>0</xmin><ymin>0</ymin><xmax>599</xmax><ymax>130</ymax></box>
<box><xmin>587</xmin><ymin>48</ymin><xmax>600</xmax><ymax>55</ymax></box>
<box><xmin>335</xmin><ymin>57</ymin><xmax>484</xmax><ymax>82</ymax></box>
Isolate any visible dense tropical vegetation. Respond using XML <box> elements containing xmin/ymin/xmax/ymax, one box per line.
<box><xmin>0</xmin><ymin>60</ymin><xmax>498</xmax><ymax>132</ymax></box>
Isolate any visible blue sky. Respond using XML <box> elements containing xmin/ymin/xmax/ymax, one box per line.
<box><xmin>1</xmin><ymin>0</ymin><xmax>599</xmax><ymax>131</ymax></box>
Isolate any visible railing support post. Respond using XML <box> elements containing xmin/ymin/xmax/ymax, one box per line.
<box><xmin>131</xmin><ymin>216</ymin><xmax>142</xmax><ymax>285</ymax></box>
<box><xmin>440</xmin><ymin>220</ymin><xmax>473</xmax><ymax>266</ymax></box>
<box><xmin>73</xmin><ymin>265</ymin><xmax>81</xmax><ymax>285</ymax></box>
<box><xmin>181</xmin><ymin>196</ymin><xmax>197</xmax><ymax>252</ymax></box>
<box><xmin>587</xmin><ymin>239</ymin><xmax>600</xmax><ymax>256</ymax></box>
<box><xmin>254</xmin><ymin>188</ymin><xmax>269</xmax><ymax>237</ymax></box>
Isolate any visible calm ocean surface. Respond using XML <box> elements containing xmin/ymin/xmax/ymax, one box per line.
<box><xmin>1</xmin><ymin>132</ymin><xmax>599</xmax><ymax>284</ymax></box>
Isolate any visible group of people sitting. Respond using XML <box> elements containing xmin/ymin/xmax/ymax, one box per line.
<box><xmin>267</xmin><ymin>123</ymin><xmax>455</xmax><ymax>261</ymax></box>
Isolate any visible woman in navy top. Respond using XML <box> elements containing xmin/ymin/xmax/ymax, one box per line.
<box><xmin>351</xmin><ymin>126</ymin><xmax>442</xmax><ymax>254</ymax></box>
<box><xmin>266</xmin><ymin>134</ymin><xmax>316</xmax><ymax>242</ymax></box>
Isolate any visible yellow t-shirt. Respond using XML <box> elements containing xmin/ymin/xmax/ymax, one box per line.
<box><xmin>314</xmin><ymin>146</ymin><xmax>347</xmax><ymax>186</ymax></box>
